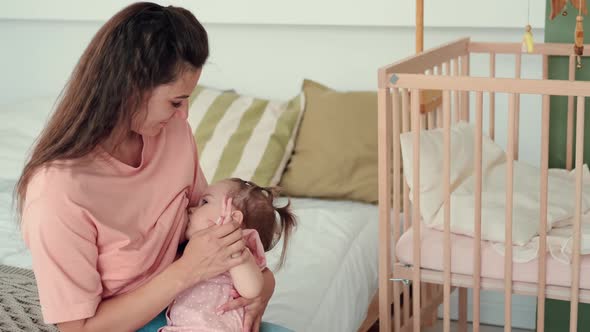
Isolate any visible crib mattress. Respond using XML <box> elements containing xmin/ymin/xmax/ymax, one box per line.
<box><xmin>396</xmin><ymin>226</ymin><xmax>590</xmax><ymax>290</ymax></box>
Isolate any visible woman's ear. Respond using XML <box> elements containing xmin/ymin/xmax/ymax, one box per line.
<box><xmin>231</xmin><ymin>210</ymin><xmax>244</xmax><ymax>225</ymax></box>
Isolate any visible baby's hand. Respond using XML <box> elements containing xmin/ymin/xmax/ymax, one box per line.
<box><xmin>219</xmin><ymin>197</ymin><xmax>243</xmax><ymax>259</ymax></box>
<box><xmin>216</xmin><ymin>197</ymin><xmax>234</xmax><ymax>225</ymax></box>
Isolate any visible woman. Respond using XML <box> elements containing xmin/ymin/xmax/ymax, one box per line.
<box><xmin>16</xmin><ymin>3</ymin><xmax>287</xmax><ymax>331</ymax></box>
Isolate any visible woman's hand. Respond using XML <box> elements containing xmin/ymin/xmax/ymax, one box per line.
<box><xmin>177</xmin><ymin>218</ymin><xmax>247</xmax><ymax>288</ymax></box>
<box><xmin>217</xmin><ymin>269</ymin><xmax>276</xmax><ymax>332</ymax></box>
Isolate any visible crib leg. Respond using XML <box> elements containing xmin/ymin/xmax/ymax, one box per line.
<box><xmin>458</xmin><ymin>287</ymin><xmax>468</xmax><ymax>332</ymax></box>
<box><xmin>431</xmin><ymin>285</ymin><xmax>440</xmax><ymax>324</ymax></box>
<box><xmin>422</xmin><ymin>283</ymin><xmax>435</xmax><ymax>327</ymax></box>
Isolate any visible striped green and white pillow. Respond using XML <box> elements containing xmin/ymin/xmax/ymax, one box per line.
<box><xmin>187</xmin><ymin>86</ymin><xmax>305</xmax><ymax>187</ymax></box>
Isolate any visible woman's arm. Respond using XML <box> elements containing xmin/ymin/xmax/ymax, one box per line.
<box><xmin>58</xmin><ymin>221</ymin><xmax>248</xmax><ymax>332</ymax></box>
<box><xmin>58</xmin><ymin>259</ymin><xmax>189</xmax><ymax>332</ymax></box>
<box><xmin>229</xmin><ymin>249</ymin><xmax>264</xmax><ymax>299</ymax></box>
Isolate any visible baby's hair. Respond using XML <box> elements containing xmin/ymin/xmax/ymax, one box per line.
<box><xmin>226</xmin><ymin>178</ymin><xmax>296</xmax><ymax>269</ymax></box>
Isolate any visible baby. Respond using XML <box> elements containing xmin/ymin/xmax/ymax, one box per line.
<box><xmin>160</xmin><ymin>178</ymin><xmax>296</xmax><ymax>332</ymax></box>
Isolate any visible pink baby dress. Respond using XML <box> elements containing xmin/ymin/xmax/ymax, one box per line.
<box><xmin>159</xmin><ymin>229</ymin><xmax>267</xmax><ymax>332</ymax></box>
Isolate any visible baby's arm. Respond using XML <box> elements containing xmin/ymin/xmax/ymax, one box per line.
<box><xmin>217</xmin><ymin>198</ymin><xmax>265</xmax><ymax>299</ymax></box>
<box><xmin>229</xmin><ymin>249</ymin><xmax>264</xmax><ymax>299</ymax></box>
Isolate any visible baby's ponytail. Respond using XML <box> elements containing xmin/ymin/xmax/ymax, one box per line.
<box><xmin>274</xmin><ymin>200</ymin><xmax>296</xmax><ymax>269</ymax></box>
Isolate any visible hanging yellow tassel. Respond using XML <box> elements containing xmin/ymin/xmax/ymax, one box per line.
<box><xmin>575</xmin><ymin>15</ymin><xmax>584</xmax><ymax>68</ymax></box>
<box><xmin>522</xmin><ymin>25</ymin><xmax>534</xmax><ymax>53</ymax></box>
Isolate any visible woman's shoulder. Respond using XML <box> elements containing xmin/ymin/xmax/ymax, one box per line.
<box><xmin>22</xmin><ymin>164</ymin><xmax>96</xmax><ymax>237</ymax></box>
<box><xmin>24</xmin><ymin>163</ymin><xmax>82</xmax><ymax>210</ymax></box>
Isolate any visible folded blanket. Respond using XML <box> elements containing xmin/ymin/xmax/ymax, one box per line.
<box><xmin>0</xmin><ymin>264</ymin><xmax>57</xmax><ymax>332</ymax></box>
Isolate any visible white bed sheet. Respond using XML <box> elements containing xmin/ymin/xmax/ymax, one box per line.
<box><xmin>263</xmin><ymin>198</ymin><xmax>379</xmax><ymax>332</ymax></box>
<box><xmin>0</xmin><ymin>97</ymin><xmax>380</xmax><ymax>332</ymax></box>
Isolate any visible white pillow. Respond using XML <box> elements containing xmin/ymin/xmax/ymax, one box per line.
<box><xmin>399</xmin><ymin>122</ymin><xmax>504</xmax><ymax>221</ymax></box>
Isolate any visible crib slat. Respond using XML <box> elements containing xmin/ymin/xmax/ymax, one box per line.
<box><xmin>392</xmin><ymin>88</ymin><xmax>402</xmax><ymax>332</ymax></box>
<box><xmin>428</xmin><ymin>111</ymin><xmax>435</xmax><ymax>130</ymax></box>
<box><xmin>453</xmin><ymin>58</ymin><xmax>460</xmax><ymax>122</ymax></box>
<box><xmin>431</xmin><ymin>63</ymin><xmax>442</xmax><ymax>325</ymax></box>
<box><xmin>442</xmin><ymin>89</ymin><xmax>452</xmax><ymax>332</ymax></box>
<box><xmin>434</xmin><ymin>66</ymin><xmax>442</xmax><ymax>130</ymax></box>
<box><xmin>411</xmin><ymin>89</ymin><xmax>422</xmax><ymax>332</ymax></box>
<box><xmin>514</xmin><ymin>54</ymin><xmax>521</xmax><ymax>160</ymax></box>
<box><xmin>473</xmin><ymin>91</ymin><xmax>484</xmax><ymax>332</ymax></box>
<box><xmin>567</xmin><ymin>55</ymin><xmax>576</xmax><ymax>171</ymax></box>
<box><xmin>377</xmin><ymin>87</ymin><xmax>393</xmax><ymax>332</ymax></box>
<box><xmin>570</xmin><ymin>96</ymin><xmax>585</xmax><ymax>332</ymax></box>
<box><xmin>536</xmin><ymin>94</ymin><xmax>550</xmax><ymax>332</ymax></box>
<box><xmin>401</xmin><ymin>89</ymin><xmax>411</xmax><ymax>325</ymax></box>
<box><xmin>489</xmin><ymin>53</ymin><xmax>496</xmax><ymax>140</ymax></box>
<box><xmin>461</xmin><ymin>54</ymin><xmax>470</xmax><ymax>121</ymax></box>
<box><xmin>504</xmin><ymin>93</ymin><xmax>516</xmax><ymax>332</ymax></box>
<box><xmin>402</xmin><ymin>90</ymin><xmax>411</xmax><ymax>233</ymax></box>
<box><xmin>441</xmin><ymin>62</ymin><xmax>450</xmax><ymax>130</ymax></box>
<box><xmin>543</xmin><ymin>55</ymin><xmax>549</xmax><ymax>80</ymax></box>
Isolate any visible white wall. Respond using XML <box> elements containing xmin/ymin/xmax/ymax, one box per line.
<box><xmin>0</xmin><ymin>18</ymin><xmax>547</xmax><ymax>166</ymax></box>
<box><xmin>0</xmin><ymin>2</ymin><xmax>548</xmax><ymax>329</ymax></box>
<box><xmin>1</xmin><ymin>0</ymin><xmax>546</xmax><ymax>29</ymax></box>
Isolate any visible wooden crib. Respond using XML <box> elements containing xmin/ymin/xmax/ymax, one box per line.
<box><xmin>378</xmin><ymin>37</ymin><xmax>590</xmax><ymax>332</ymax></box>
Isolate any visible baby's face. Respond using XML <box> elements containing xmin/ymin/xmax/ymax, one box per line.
<box><xmin>186</xmin><ymin>180</ymin><xmax>234</xmax><ymax>238</ymax></box>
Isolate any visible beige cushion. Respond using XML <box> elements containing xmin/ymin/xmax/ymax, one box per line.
<box><xmin>279</xmin><ymin>79</ymin><xmax>380</xmax><ymax>203</ymax></box>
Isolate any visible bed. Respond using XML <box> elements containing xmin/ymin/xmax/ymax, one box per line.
<box><xmin>0</xmin><ymin>97</ymin><xmax>380</xmax><ymax>332</ymax></box>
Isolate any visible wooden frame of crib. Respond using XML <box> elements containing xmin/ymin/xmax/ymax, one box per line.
<box><xmin>378</xmin><ymin>37</ymin><xmax>590</xmax><ymax>332</ymax></box>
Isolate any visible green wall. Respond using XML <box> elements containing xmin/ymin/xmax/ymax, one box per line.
<box><xmin>544</xmin><ymin>0</ymin><xmax>590</xmax><ymax>331</ymax></box>
<box><xmin>547</xmin><ymin>1</ymin><xmax>590</xmax><ymax>168</ymax></box>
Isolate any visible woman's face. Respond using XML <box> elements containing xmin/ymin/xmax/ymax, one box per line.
<box><xmin>132</xmin><ymin>68</ymin><xmax>202</xmax><ymax>136</ymax></box>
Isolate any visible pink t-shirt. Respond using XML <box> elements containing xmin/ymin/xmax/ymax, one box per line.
<box><xmin>22</xmin><ymin>118</ymin><xmax>207</xmax><ymax>324</ymax></box>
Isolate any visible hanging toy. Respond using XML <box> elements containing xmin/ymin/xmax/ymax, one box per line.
<box><xmin>552</xmin><ymin>0</ymin><xmax>569</xmax><ymax>19</ymax></box>
<box><xmin>550</xmin><ymin>0</ymin><xmax>587</xmax><ymax>20</ymax></box>
<box><xmin>522</xmin><ymin>0</ymin><xmax>534</xmax><ymax>53</ymax></box>
<box><xmin>522</xmin><ymin>25</ymin><xmax>534</xmax><ymax>53</ymax></box>
<box><xmin>575</xmin><ymin>12</ymin><xmax>584</xmax><ymax>68</ymax></box>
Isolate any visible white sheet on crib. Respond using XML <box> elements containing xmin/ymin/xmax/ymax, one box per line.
<box><xmin>400</xmin><ymin>122</ymin><xmax>590</xmax><ymax>247</ymax></box>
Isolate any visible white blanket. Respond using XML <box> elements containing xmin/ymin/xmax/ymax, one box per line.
<box><xmin>492</xmin><ymin>216</ymin><xmax>590</xmax><ymax>263</ymax></box>
<box><xmin>400</xmin><ymin>122</ymin><xmax>590</xmax><ymax>247</ymax></box>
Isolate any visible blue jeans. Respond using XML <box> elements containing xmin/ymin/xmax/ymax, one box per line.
<box><xmin>137</xmin><ymin>310</ymin><xmax>293</xmax><ymax>332</ymax></box>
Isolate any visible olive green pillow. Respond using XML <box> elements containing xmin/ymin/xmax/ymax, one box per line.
<box><xmin>279</xmin><ymin>79</ymin><xmax>380</xmax><ymax>203</ymax></box>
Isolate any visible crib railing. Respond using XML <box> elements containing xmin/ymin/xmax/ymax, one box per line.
<box><xmin>378</xmin><ymin>38</ymin><xmax>590</xmax><ymax>332</ymax></box>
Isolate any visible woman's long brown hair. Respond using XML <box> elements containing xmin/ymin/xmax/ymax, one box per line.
<box><xmin>15</xmin><ymin>2</ymin><xmax>208</xmax><ymax>217</ymax></box>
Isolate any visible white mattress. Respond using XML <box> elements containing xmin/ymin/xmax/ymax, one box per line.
<box><xmin>0</xmin><ymin>97</ymin><xmax>380</xmax><ymax>332</ymax></box>
<box><xmin>263</xmin><ymin>198</ymin><xmax>379</xmax><ymax>331</ymax></box>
